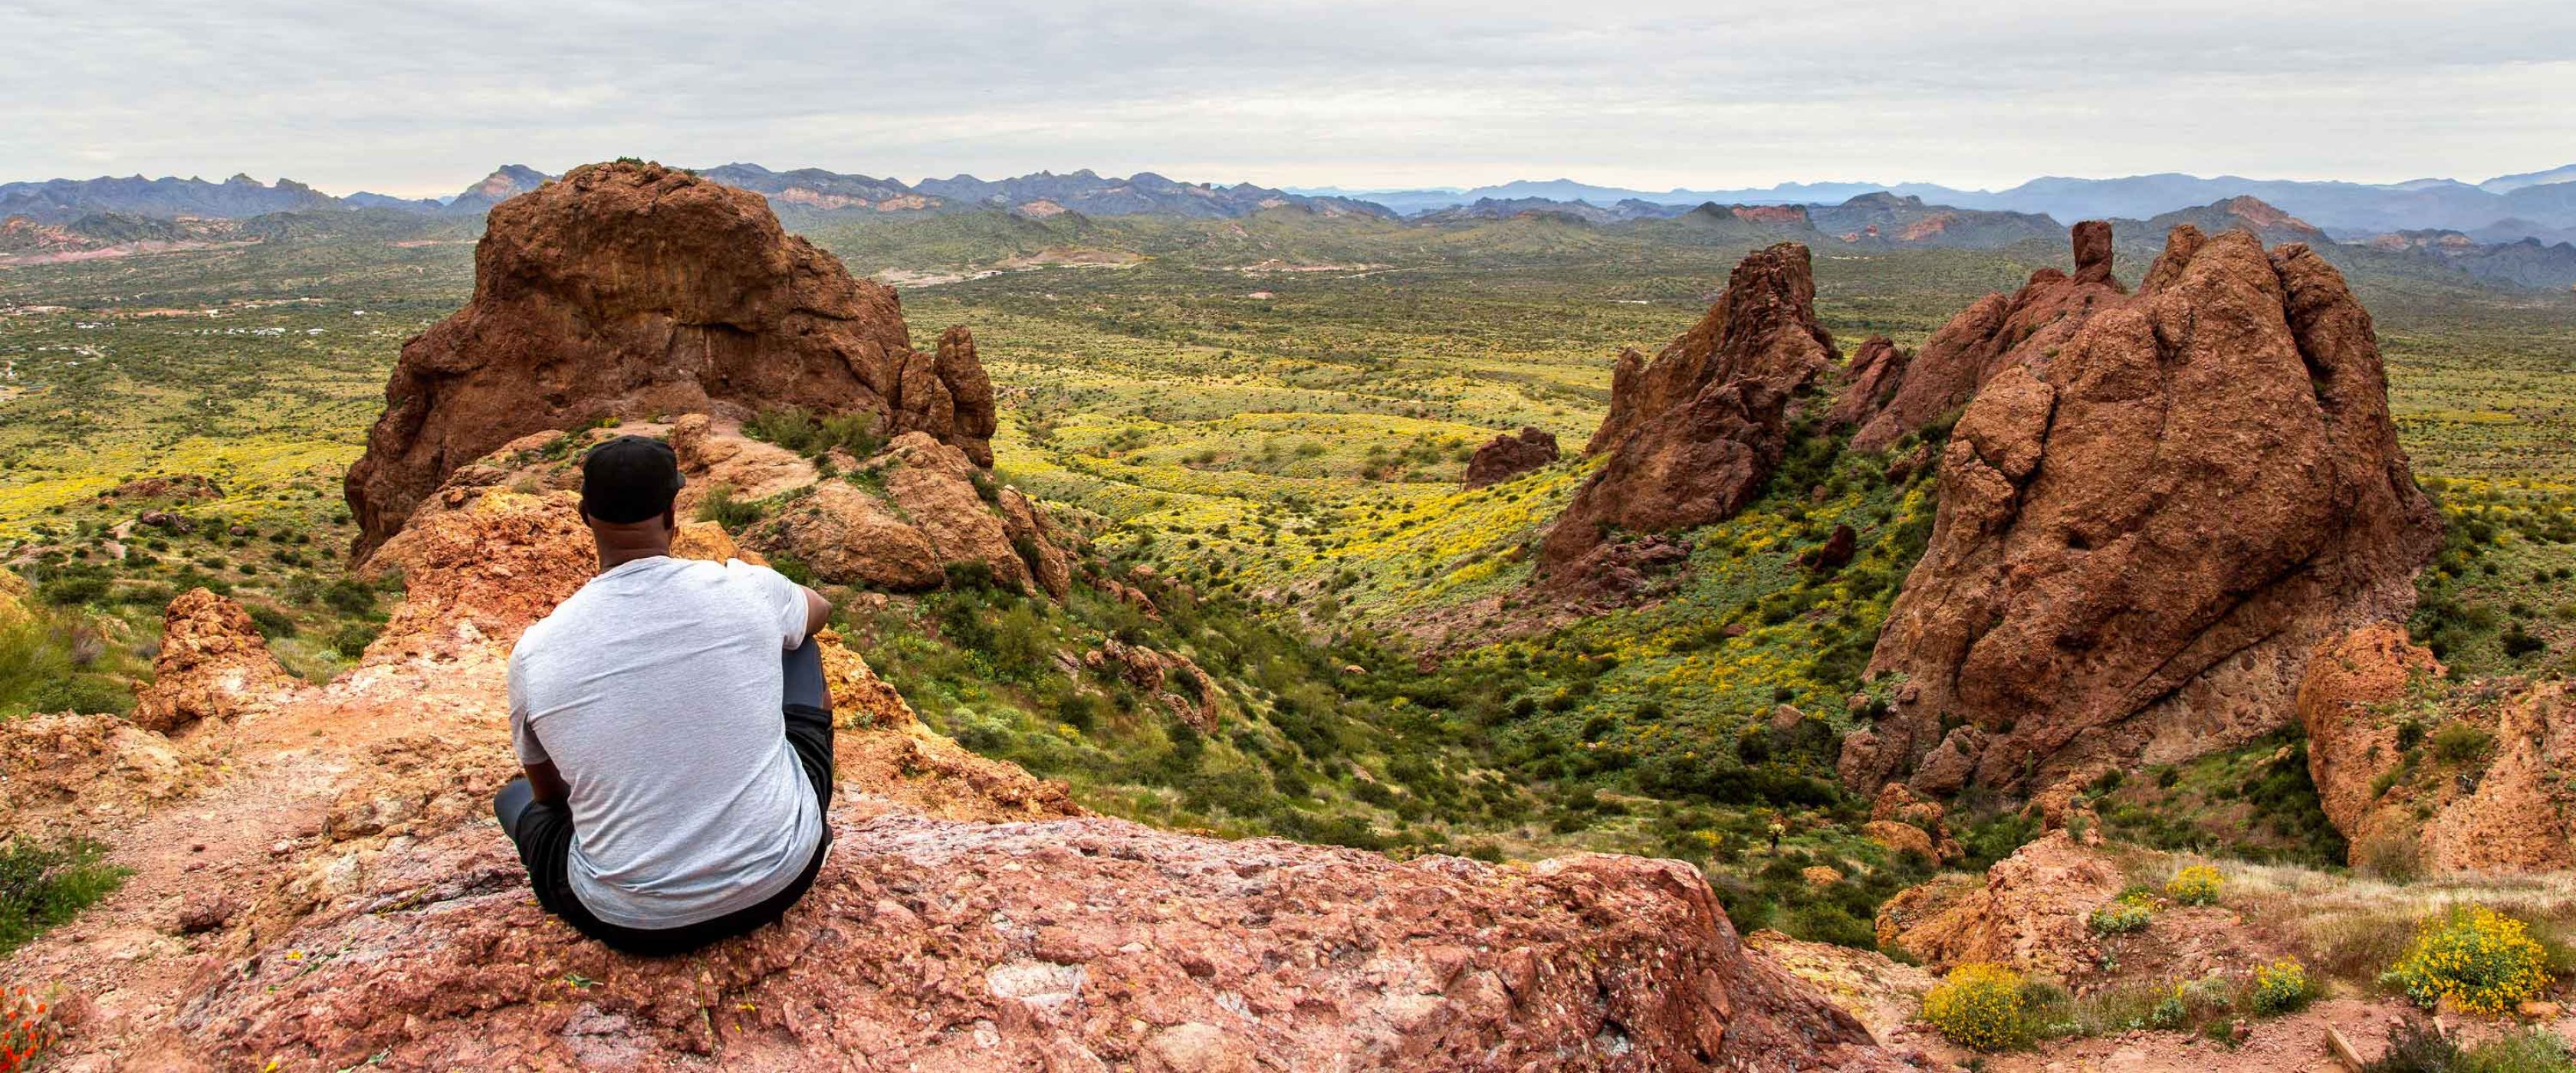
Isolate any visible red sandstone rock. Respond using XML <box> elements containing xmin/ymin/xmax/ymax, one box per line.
<box><xmin>1825</xmin><ymin>335</ymin><xmax>1907</xmax><ymax>431</ymax></box>
<box><xmin>344</xmin><ymin>160</ymin><xmax>996</xmax><ymax>561</ymax></box>
<box><xmin>1845</xmin><ymin>221</ymin><xmax>2128</xmax><ymax>453</ymax></box>
<box><xmin>129</xmin><ymin>588</ymin><xmax>297</xmax><ymax>733</ymax></box>
<box><xmin>180</xmin><ymin>817</ymin><xmax>1891</xmax><ymax>1071</ymax></box>
<box><xmin>1843</xmin><ymin>227</ymin><xmax>2441</xmax><ymax>800</ymax></box>
<box><xmin>1539</xmin><ymin>244</ymin><xmax>1837</xmax><ymax>596</ymax></box>
<box><xmin>1875</xmin><ymin>831</ymin><xmax>2119</xmax><ymax>976</ymax></box>
<box><xmin>1461</xmin><ymin>426</ymin><xmax>1560</xmax><ymax>488</ymax></box>
<box><xmin>2297</xmin><ymin>623</ymin><xmax>2443</xmax><ymax>841</ymax></box>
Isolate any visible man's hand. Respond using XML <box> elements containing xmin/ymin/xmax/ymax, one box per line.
<box><xmin>524</xmin><ymin>760</ymin><xmax>570</xmax><ymax>805</ymax></box>
<box><xmin>800</xmin><ymin>585</ymin><xmax>831</xmax><ymax>640</ymax></box>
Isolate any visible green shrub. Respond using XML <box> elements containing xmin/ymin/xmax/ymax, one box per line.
<box><xmin>332</xmin><ymin>622</ymin><xmax>380</xmax><ymax>658</ymax></box>
<box><xmin>1921</xmin><ymin>963</ymin><xmax>2030</xmax><ymax>1051</ymax></box>
<box><xmin>2431</xmin><ymin>722</ymin><xmax>2495</xmax><ymax>763</ymax></box>
<box><xmin>2365</xmin><ymin>1020</ymin><xmax>2576</xmax><ymax>1072</ymax></box>
<box><xmin>2166</xmin><ymin>865</ymin><xmax>2223</xmax><ymax>906</ymax></box>
<box><xmin>34</xmin><ymin>576</ymin><xmax>107</xmax><ymax>606</ymax></box>
<box><xmin>0</xmin><ymin>836</ymin><xmax>130</xmax><ymax>954</ymax></box>
<box><xmin>2090</xmin><ymin>900</ymin><xmax>2152</xmax><ymax>934</ymax></box>
<box><xmin>2383</xmin><ymin>905</ymin><xmax>2552</xmax><ymax>1016</ymax></box>
<box><xmin>246</xmin><ymin>603</ymin><xmax>297</xmax><ymax>639</ymax></box>
<box><xmin>695</xmin><ymin>484</ymin><xmax>763</xmax><ymax>530</ymax></box>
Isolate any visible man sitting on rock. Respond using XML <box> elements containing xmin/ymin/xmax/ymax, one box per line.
<box><xmin>493</xmin><ymin>435</ymin><xmax>836</xmax><ymax>955</ymax></box>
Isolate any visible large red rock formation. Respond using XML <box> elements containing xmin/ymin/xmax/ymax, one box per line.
<box><xmin>1539</xmin><ymin>243</ymin><xmax>1838</xmax><ymax>594</ymax></box>
<box><xmin>1845</xmin><ymin>221</ymin><xmax>2124</xmax><ymax>452</ymax></box>
<box><xmin>344</xmin><ymin>160</ymin><xmax>997</xmax><ymax>562</ymax></box>
<box><xmin>1840</xmin><ymin>225</ymin><xmax>2440</xmax><ymax>800</ymax></box>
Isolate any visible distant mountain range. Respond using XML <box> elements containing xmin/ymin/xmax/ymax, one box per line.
<box><xmin>1296</xmin><ymin>169</ymin><xmax>2576</xmax><ymax>242</ymax></box>
<box><xmin>0</xmin><ymin>162</ymin><xmax>1389</xmax><ymax>227</ymax></box>
<box><xmin>6</xmin><ymin>162</ymin><xmax>2574</xmax><ymax>291</ymax></box>
<box><xmin>12</xmin><ymin>162</ymin><xmax>2576</xmax><ymax>242</ymax></box>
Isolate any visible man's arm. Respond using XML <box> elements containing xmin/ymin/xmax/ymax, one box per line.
<box><xmin>800</xmin><ymin>584</ymin><xmax>830</xmax><ymax>641</ymax></box>
<box><xmin>523</xmin><ymin>760</ymin><xmax>571</xmax><ymax>804</ymax></box>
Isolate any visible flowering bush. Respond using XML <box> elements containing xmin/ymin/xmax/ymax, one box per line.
<box><xmin>2249</xmin><ymin>958</ymin><xmax>2316</xmax><ymax>1016</ymax></box>
<box><xmin>2384</xmin><ymin>905</ymin><xmax>2553</xmax><ymax>1016</ymax></box>
<box><xmin>2165</xmin><ymin>865</ymin><xmax>2223</xmax><ymax>906</ymax></box>
<box><xmin>2090</xmin><ymin>900</ymin><xmax>2152</xmax><ymax>934</ymax></box>
<box><xmin>2</xmin><ymin>988</ymin><xmax>52</xmax><ymax>1073</ymax></box>
<box><xmin>1921</xmin><ymin>963</ymin><xmax>2030</xmax><ymax>1051</ymax></box>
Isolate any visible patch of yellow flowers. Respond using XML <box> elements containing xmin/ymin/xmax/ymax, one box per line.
<box><xmin>2164</xmin><ymin>865</ymin><xmax>2223</xmax><ymax>906</ymax></box>
<box><xmin>1921</xmin><ymin>962</ymin><xmax>2029</xmax><ymax>1052</ymax></box>
<box><xmin>2384</xmin><ymin>904</ymin><xmax>2552</xmax><ymax>1016</ymax></box>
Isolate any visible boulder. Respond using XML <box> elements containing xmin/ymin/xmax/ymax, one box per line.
<box><xmin>1539</xmin><ymin>243</ymin><xmax>1835</xmax><ymax>596</ymax></box>
<box><xmin>1875</xmin><ymin>831</ymin><xmax>2120</xmax><ymax>977</ymax></box>
<box><xmin>182</xmin><ymin>821</ymin><xmax>1895</xmax><ymax>1071</ymax></box>
<box><xmin>2415</xmin><ymin>681</ymin><xmax>2576</xmax><ymax>874</ymax></box>
<box><xmin>1844</xmin><ymin>226</ymin><xmax>2441</xmax><ymax>799</ymax></box>
<box><xmin>879</xmin><ymin>432</ymin><xmax>1030</xmax><ymax>592</ymax></box>
<box><xmin>1824</xmin><ymin>334</ymin><xmax>1907</xmax><ymax>431</ymax></box>
<box><xmin>1461</xmin><ymin>426</ymin><xmax>1560</xmax><ymax>489</ymax></box>
<box><xmin>130</xmin><ymin>588</ymin><xmax>297</xmax><ymax>733</ymax></box>
<box><xmin>764</xmin><ymin>481</ymin><xmax>947</xmax><ymax>592</ymax></box>
<box><xmin>344</xmin><ymin>160</ymin><xmax>997</xmax><ymax>561</ymax></box>
<box><xmin>1086</xmin><ymin>640</ymin><xmax>1222</xmax><ymax>731</ymax></box>
<box><xmin>997</xmin><ymin>487</ymin><xmax>1073</xmax><ymax>600</ymax></box>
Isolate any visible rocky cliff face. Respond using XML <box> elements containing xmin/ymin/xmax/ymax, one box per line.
<box><xmin>1841</xmin><ymin>225</ymin><xmax>2441</xmax><ymax>801</ymax></box>
<box><xmin>1539</xmin><ymin>243</ymin><xmax>1838</xmax><ymax>596</ymax></box>
<box><xmin>343</xmin><ymin>160</ymin><xmax>998</xmax><ymax>561</ymax></box>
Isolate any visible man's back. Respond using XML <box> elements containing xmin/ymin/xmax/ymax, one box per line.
<box><xmin>508</xmin><ymin>556</ymin><xmax>824</xmax><ymax>929</ymax></box>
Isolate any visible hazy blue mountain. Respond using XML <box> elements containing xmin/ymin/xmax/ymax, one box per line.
<box><xmin>2482</xmin><ymin>165</ymin><xmax>2576</xmax><ymax>194</ymax></box>
<box><xmin>1313</xmin><ymin>169</ymin><xmax>2576</xmax><ymax>242</ymax></box>
<box><xmin>0</xmin><ymin>172</ymin><xmax>337</xmax><ymax>224</ymax></box>
<box><xmin>345</xmin><ymin>191</ymin><xmax>446</xmax><ymax>211</ymax></box>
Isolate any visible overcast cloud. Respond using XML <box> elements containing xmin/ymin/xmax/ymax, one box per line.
<box><xmin>6</xmin><ymin>0</ymin><xmax>2573</xmax><ymax>196</ymax></box>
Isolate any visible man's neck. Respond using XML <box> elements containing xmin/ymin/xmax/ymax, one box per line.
<box><xmin>596</xmin><ymin>540</ymin><xmax>671</xmax><ymax>572</ymax></box>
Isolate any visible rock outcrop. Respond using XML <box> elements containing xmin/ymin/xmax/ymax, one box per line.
<box><xmin>1841</xmin><ymin>226</ymin><xmax>2441</xmax><ymax>800</ymax></box>
<box><xmin>344</xmin><ymin>160</ymin><xmax>998</xmax><ymax>561</ymax></box>
<box><xmin>1824</xmin><ymin>335</ymin><xmax>1907</xmax><ymax>431</ymax></box>
<box><xmin>1844</xmin><ymin>221</ymin><xmax>2125</xmax><ymax>453</ymax></box>
<box><xmin>372</xmin><ymin>419</ymin><xmax>1083</xmax><ymax>601</ymax></box>
<box><xmin>178</xmin><ymin>819</ymin><xmax>1893</xmax><ymax>1071</ymax></box>
<box><xmin>1539</xmin><ymin>243</ymin><xmax>1838</xmax><ymax>596</ymax></box>
<box><xmin>1461</xmin><ymin>426</ymin><xmax>1560</xmax><ymax>488</ymax></box>
<box><xmin>128</xmin><ymin>588</ymin><xmax>297</xmax><ymax>733</ymax></box>
<box><xmin>2300</xmin><ymin>626</ymin><xmax>2576</xmax><ymax>874</ymax></box>
<box><xmin>1086</xmin><ymin>639</ymin><xmax>1223</xmax><ymax>731</ymax></box>
<box><xmin>1875</xmin><ymin>832</ymin><xmax>2120</xmax><ymax>978</ymax></box>
<box><xmin>2296</xmin><ymin>623</ymin><xmax>2443</xmax><ymax>841</ymax></box>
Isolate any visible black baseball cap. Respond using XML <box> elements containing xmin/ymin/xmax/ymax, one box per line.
<box><xmin>580</xmin><ymin>435</ymin><xmax>685</xmax><ymax>523</ymax></box>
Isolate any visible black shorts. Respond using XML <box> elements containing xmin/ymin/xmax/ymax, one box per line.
<box><xmin>495</xmin><ymin>640</ymin><xmax>836</xmax><ymax>957</ymax></box>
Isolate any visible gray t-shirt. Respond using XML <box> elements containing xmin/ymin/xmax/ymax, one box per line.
<box><xmin>507</xmin><ymin>556</ymin><xmax>824</xmax><ymax>929</ymax></box>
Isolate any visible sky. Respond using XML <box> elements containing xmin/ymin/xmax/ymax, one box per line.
<box><xmin>8</xmin><ymin>0</ymin><xmax>2574</xmax><ymax>198</ymax></box>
